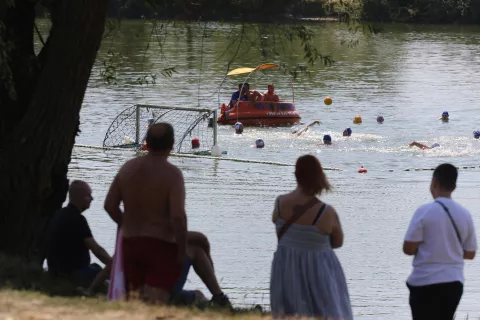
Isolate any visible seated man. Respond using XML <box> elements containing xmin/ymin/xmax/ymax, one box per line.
<box><xmin>409</xmin><ymin>141</ymin><xmax>440</xmax><ymax>150</ymax></box>
<box><xmin>244</xmin><ymin>83</ymin><xmax>263</xmax><ymax>102</ymax></box>
<box><xmin>229</xmin><ymin>83</ymin><xmax>248</xmax><ymax>108</ymax></box>
<box><xmin>263</xmin><ymin>84</ymin><xmax>279</xmax><ymax>103</ymax></box>
<box><xmin>46</xmin><ymin>180</ymin><xmax>111</xmax><ymax>288</ymax></box>
<box><xmin>170</xmin><ymin>231</ymin><xmax>231</xmax><ymax>308</ymax></box>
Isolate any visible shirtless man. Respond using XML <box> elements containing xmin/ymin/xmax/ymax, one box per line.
<box><xmin>244</xmin><ymin>83</ymin><xmax>263</xmax><ymax>102</ymax></box>
<box><xmin>263</xmin><ymin>84</ymin><xmax>279</xmax><ymax>103</ymax></box>
<box><xmin>104</xmin><ymin>123</ymin><xmax>188</xmax><ymax>304</ymax></box>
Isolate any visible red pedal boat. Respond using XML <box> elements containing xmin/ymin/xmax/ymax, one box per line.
<box><xmin>217</xmin><ymin>63</ymin><xmax>301</xmax><ymax>126</ymax></box>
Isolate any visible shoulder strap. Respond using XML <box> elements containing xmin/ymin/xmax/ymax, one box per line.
<box><xmin>435</xmin><ymin>200</ymin><xmax>462</xmax><ymax>244</ymax></box>
<box><xmin>312</xmin><ymin>204</ymin><xmax>327</xmax><ymax>225</ymax></box>
<box><xmin>277</xmin><ymin>197</ymin><xmax>319</xmax><ymax>241</ymax></box>
<box><xmin>276</xmin><ymin>197</ymin><xmax>281</xmax><ymax>218</ymax></box>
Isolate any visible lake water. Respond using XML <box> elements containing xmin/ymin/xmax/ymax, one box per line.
<box><xmin>63</xmin><ymin>20</ymin><xmax>480</xmax><ymax>319</ymax></box>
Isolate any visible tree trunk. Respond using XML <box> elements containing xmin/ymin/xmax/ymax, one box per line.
<box><xmin>0</xmin><ymin>0</ymin><xmax>109</xmax><ymax>263</ymax></box>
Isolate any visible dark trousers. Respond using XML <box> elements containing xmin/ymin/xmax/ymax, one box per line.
<box><xmin>407</xmin><ymin>281</ymin><xmax>463</xmax><ymax>320</ymax></box>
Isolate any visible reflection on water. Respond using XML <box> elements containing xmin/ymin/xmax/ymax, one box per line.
<box><xmin>65</xmin><ymin>21</ymin><xmax>480</xmax><ymax>319</ymax></box>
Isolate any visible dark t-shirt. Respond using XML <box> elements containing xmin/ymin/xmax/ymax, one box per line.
<box><xmin>46</xmin><ymin>204</ymin><xmax>93</xmax><ymax>273</ymax></box>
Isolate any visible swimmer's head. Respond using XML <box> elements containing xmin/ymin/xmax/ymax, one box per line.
<box><xmin>343</xmin><ymin>128</ymin><xmax>352</xmax><ymax>137</ymax></box>
<box><xmin>377</xmin><ymin>115</ymin><xmax>384</xmax><ymax>123</ymax></box>
<box><xmin>255</xmin><ymin>138</ymin><xmax>265</xmax><ymax>148</ymax></box>
<box><xmin>323</xmin><ymin>134</ymin><xmax>332</xmax><ymax>145</ymax></box>
<box><xmin>442</xmin><ymin>111</ymin><xmax>449</xmax><ymax>121</ymax></box>
<box><xmin>234</xmin><ymin>122</ymin><xmax>244</xmax><ymax>134</ymax></box>
<box><xmin>474</xmin><ymin>131</ymin><xmax>480</xmax><ymax>139</ymax></box>
<box><xmin>431</xmin><ymin>143</ymin><xmax>440</xmax><ymax>148</ymax></box>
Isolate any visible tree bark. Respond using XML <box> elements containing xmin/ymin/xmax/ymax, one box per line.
<box><xmin>0</xmin><ymin>0</ymin><xmax>109</xmax><ymax>262</ymax></box>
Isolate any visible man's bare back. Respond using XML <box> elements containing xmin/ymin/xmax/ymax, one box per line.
<box><xmin>116</xmin><ymin>155</ymin><xmax>185</xmax><ymax>242</ymax></box>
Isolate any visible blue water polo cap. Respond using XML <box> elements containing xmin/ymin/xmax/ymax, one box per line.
<box><xmin>323</xmin><ymin>134</ymin><xmax>332</xmax><ymax>142</ymax></box>
<box><xmin>235</xmin><ymin>122</ymin><xmax>244</xmax><ymax>134</ymax></box>
<box><xmin>255</xmin><ymin>138</ymin><xmax>265</xmax><ymax>148</ymax></box>
<box><xmin>442</xmin><ymin>111</ymin><xmax>449</xmax><ymax>117</ymax></box>
<box><xmin>344</xmin><ymin>128</ymin><xmax>352</xmax><ymax>136</ymax></box>
<box><xmin>474</xmin><ymin>131</ymin><xmax>480</xmax><ymax>139</ymax></box>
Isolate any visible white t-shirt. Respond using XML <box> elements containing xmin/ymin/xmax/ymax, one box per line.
<box><xmin>404</xmin><ymin>197</ymin><xmax>477</xmax><ymax>286</ymax></box>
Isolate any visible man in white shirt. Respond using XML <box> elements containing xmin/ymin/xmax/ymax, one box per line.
<box><xmin>403</xmin><ymin>163</ymin><xmax>477</xmax><ymax>320</ymax></box>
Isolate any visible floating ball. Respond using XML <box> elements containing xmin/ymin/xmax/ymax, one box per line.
<box><xmin>255</xmin><ymin>138</ymin><xmax>265</xmax><ymax>148</ymax></box>
<box><xmin>353</xmin><ymin>115</ymin><xmax>362</xmax><ymax>124</ymax></box>
<box><xmin>211</xmin><ymin>145</ymin><xmax>222</xmax><ymax>157</ymax></box>
<box><xmin>324</xmin><ymin>96</ymin><xmax>333</xmax><ymax>105</ymax></box>
<box><xmin>191</xmin><ymin>138</ymin><xmax>200</xmax><ymax>149</ymax></box>
<box><xmin>235</xmin><ymin>122</ymin><xmax>244</xmax><ymax>134</ymax></box>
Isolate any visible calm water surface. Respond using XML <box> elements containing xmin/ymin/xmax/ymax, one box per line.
<box><xmin>61</xmin><ymin>21</ymin><xmax>480</xmax><ymax>319</ymax></box>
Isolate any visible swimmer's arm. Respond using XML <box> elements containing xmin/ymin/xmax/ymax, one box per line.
<box><xmin>170</xmin><ymin>171</ymin><xmax>188</xmax><ymax>261</ymax></box>
<box><xmin>104</xmin><ymin>173</ymin><xmax>123</xmax><ymax>226</ymax></box>
<box><xmin>409</xmin><ymin>142</ymin><xmax>429</xmax><ymax>150</ymax></box>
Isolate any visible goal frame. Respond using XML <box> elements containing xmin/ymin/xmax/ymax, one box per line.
<box><xmin>103</xmin><ymin>104</ymin><xmax>218</xmax><ymax>152</ymax></box>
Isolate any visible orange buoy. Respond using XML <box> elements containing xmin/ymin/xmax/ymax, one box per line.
<box><xmin>324</xmin><ymin>96</ymin><xmax>333</xmax><ymax>105</ymax></box>
<box><xmin>353</xmin><ymin>115</ymin><xmax>362</xmax><ymax>124</ymax></box>
<box><xmin>358</xmin><ymin>166</ymin><xmax>367</xmax><ymax>173</ymax></box>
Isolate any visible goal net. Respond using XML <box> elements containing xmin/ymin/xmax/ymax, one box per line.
<box><xmin>103</xmin><ymin>104</ymin><xmax>218</xmax><ymax>154</ymax></box>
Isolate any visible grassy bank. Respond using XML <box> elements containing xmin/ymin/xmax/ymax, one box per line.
<box><xmin>0</xmin><ymin>290</ymin><xmax>268</xmax><ymax>320</ymax></box>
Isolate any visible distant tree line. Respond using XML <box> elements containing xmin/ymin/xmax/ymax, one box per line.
<box><xmin>34</xmin><ymin>0</ymin><xmax>480</xmax><ymax>23</ymax></box>
<box><xmin>358</xmin><ymin>0</ymin><xmax>480</xmax><ymax>23</ymax></box>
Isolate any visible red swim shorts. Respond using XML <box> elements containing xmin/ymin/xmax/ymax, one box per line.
<box><xmin>122</xmin><ymin>237</ymin><xmax>182</xmax><ymax>293</ymax></box>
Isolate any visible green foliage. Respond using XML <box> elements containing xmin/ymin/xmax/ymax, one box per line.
<box><xmin>0</xmin><ymin>254</ymin><xmax>81</xmax><ymax>296</ymax></box>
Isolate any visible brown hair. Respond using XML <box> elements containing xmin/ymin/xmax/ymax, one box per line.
<box><xmin>295</xmin><ymin>155</ymin><xmax>331</xmax><ymax>196</ymax></box>
<box><xmin>146</xmin><ymin>123</ymin><xmax>174</xmax><ymax>151</ymax></box>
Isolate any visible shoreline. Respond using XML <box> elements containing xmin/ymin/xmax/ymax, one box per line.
<box><xmin>0</xmin><ymin>290</ymin><xmax>268</xmax><ymax>320</ymax></box>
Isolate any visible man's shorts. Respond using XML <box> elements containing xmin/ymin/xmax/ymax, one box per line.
<box><xmin>122</xmin><ymin>237</ymin><xmax>182</xmax><ymax>293</ymax></box>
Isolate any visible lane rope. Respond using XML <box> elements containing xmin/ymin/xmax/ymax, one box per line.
<box><xmin>73</xmin><ymin>144</ymin><xmax>342</xmax><ymax>171</ymax></box>
<box><xmin>73</xmin><ymin>144</ymin><xmax>480</xmax><ymax>173</ymax></box>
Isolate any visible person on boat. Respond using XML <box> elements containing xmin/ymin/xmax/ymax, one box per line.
<box><xmin>292</xmin><ymin>120</ymin><xmax>321</xmax><ymax>136</ymax></box>
<box><xmin>229</xmin><ymin>83</ymin><xmax>249</xmax><ymax>108</ymax></box>
<box><xmin>409</xmin><ymin>141</ymin><xmax>440</xmax><ymax>150</ymax></box>
<box><xmin>243</xmin><ymin>82</ymin><xmax>263</xmax><ymax>102</ymax></box>
<box><xmin>263</xmin><ymin>84</ymin><xmax>279</xmax><ymax>103</ymax></box>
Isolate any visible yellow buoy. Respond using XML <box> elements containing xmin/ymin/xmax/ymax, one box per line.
<box><xmin>353</xmin><ymin>115</ymin><xmax>362</xmax><ymax>124</ymax></box>
<box><xmin>324</xmin><ymin>96</ymin><xmax>333</xmax><ymax>105</ymax></box>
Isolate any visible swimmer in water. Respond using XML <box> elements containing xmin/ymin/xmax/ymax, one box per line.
<box><xmin>409</xmin><ymin>141</ymin><xmax>440</xmax><ymax>150</ymax></box>
<box><xmin>440</xmin><ymin>111</ymin><xmax>449</xmax><ymax>122</ymax></box>
<box><xmin>474</xmin><ymin>131</ymin><xmax>480</xmax><ymax>139</ymax></box>
<box><xmin>323</xmin><ymin>134</ymin><xmax>332</xmax><ymax>145</ymax></box>
<box><xmin>343</xmin><ymin>128</ymin><xmax>352</xmax><ymax>137</ymax></box>
<box><xmin>292</xmin><ymin>120</ymin><xmax>321</xmax><ymax>136</ymax></box>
